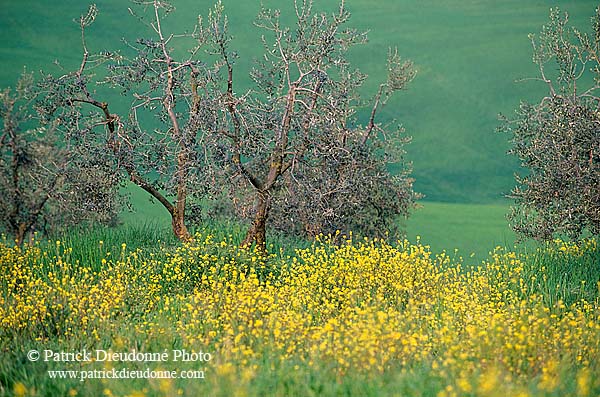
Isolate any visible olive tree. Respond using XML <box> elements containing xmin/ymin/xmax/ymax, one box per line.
<box><xmin>202</xmin><ymin>0</ymin><xmax>419</xmax><ymax>247</ymax></box>
<box><xmin>501</xmin><ymin>7</ymin><xmax>600</xmax><ymax>240</ymax></box>
<box><xmin>39</xmin><ymin>2</ymin><xmax>216</xmax><ymax>240</ymax></box>
<box><xmin>0</xmin><ymin>71</ymin><xmax>119</xmax><ymax>244</ymax></box>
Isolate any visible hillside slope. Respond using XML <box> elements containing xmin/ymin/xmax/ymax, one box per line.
<box><xmin>0</xmin><ymin>0</ymin><xmax>596</xmax><ymax>203</ymax></box>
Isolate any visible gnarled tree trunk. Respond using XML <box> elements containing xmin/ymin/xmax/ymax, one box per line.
<box><xmin>171</xmin><ymin>207</ymin><xmax>191</xmax><ymax>241</ymax></box>
<box><xmin>242</xmin><ymin>191</ymin><xmax>270</xmax><ymax>252</ymax></box>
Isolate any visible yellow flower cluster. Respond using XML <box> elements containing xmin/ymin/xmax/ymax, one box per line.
<box><xmin>0</xmin><ymin>241</ymin><xmax>128</xmax><ymax>341</ymax></box>
<box><xmin>550</xmin><ymin>238</ymin><xmax>597</xmax><ymax>257</ymax></box>
<box><xmin>1</xmin><ymin>234</ymin><xmax>598</xmax><ymax>396</ymax></box>
<box><xmin>172</xmin><ymin>236</ymin><xmax>600</xmax><ymax>394</ymax></box>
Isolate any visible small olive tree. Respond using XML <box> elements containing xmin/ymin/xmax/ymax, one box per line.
<box><xmin>0</xmin><ymin>71</ymin><xmax>119</xmax><ymax>244</ymax></box>
<box><xmin>501</xmin><ymin>7</ymin><xmax>600</xmax><ymax>240</ymax></box>
<box><xmin>202</xmin><ymin>0</ymin><xmax>419</xmax><ymax>247</ymax></box>
<box><xmin>39</xmin><ymin>2</ymin><xmax>214</xmax><ymax>241</ymax></box>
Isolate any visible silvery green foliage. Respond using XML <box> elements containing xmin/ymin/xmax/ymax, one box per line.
<box><xmin>501</xmin><ymin>7</ymin><xmax>600</xmax><ymax>241</ymax></box>
<box><xmin>0</xmin><ymin>71</ymin><xmax>119</xmax><ymax>244</ymax></box>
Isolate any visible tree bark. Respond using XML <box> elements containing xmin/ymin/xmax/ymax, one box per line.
<box><xmin>14</xmin><ymin>223</ymin><xmax>28</xmax><ymax>246</ymax></box>
<box><xmin>242</xmin><ymin>191</ymin><xmax>269</xmax><ymax>252</ymax></box>
<box><xmin>171</xmin><ymin>208</ymin><xmax>191</xmax><ymax>241</ymax></box>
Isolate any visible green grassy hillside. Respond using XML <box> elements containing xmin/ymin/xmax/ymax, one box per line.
<box><xmin>405</xmin><ymin>201</ymin><xmax>525</xmax><ymax>262</ymax></box>
<box><xmin>1</xmin><ymin>0</ymin><xmax>596</xmax><ymax>203</ymax></box>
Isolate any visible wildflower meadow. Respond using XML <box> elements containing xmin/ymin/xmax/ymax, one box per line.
<box><xmin>0</xmin><ymin>229</ymin><xmax>598</xmax><ymax>396</ymax></box>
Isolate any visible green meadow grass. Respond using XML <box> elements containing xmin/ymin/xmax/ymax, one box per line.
<box><xmin>405</xmin><ymin>200</ymin><xmax>524</xmax><ymax>263</ymax></box>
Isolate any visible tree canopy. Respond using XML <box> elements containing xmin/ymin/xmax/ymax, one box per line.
<box><xmin>502</xmin><ymin>7</ymin><xmax>600</xmax><ymax>241</ymax></box>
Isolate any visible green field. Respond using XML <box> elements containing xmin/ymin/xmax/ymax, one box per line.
<box><xmin>406</xmin><ymin>201</ymin><xmax>521</xmax><ymax>262</ymax></box>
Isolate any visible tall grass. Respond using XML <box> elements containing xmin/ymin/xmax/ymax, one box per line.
<box><xmin>519</xmin><ymin>239</ymin><xmax>600</xmax><ymax>307</ymax></box>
